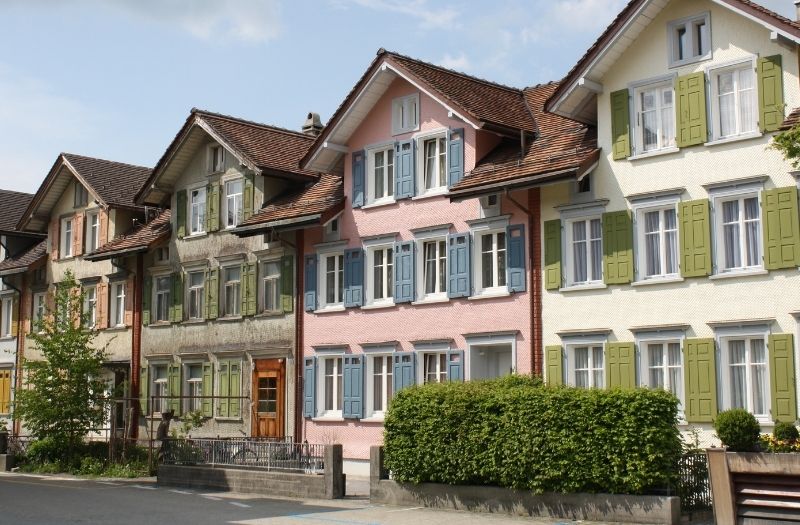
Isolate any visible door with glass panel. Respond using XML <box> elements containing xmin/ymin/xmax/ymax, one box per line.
<box><xmin>252</xmin><ymin>359</ymin><xmax>285</xmax><ymax>438</ymax></box>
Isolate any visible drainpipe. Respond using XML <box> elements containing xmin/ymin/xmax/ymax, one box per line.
<box><xmin>129</xmin><ymin>252</ymin><xmax>143</xmax><ymax>439</ymax></box>
<box><xmin>294</xmin><ymin>229</ymin><xmax>305</xmax><ymax>442</ymax></box>
<box><xmin>10</xmin><ymin>273</ymin><xmax>25</xmax><ymax>436</ymax></box>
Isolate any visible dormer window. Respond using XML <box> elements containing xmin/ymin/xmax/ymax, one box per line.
<box><xmin>668</xmin><ymin>13</ymin><xmax>711</xmax><ymax>67</ymax></box>
<box><xmin>74</xmin><ymin>181</ymin><xmax>88</xmax><ymax>208</ymax></box>
<box><xmin>392</xmin><ymin>94</ymin><xmax>419</xmax><ymax>135</ymax></box>
<box><xmin>208</xmin><ymin>144</ymin><xmax>225</xmax><ymax>173</ymax></box>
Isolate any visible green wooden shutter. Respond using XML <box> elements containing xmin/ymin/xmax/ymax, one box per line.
<box><xmin>140</xmin><ymin>366</ymin><xmax>149</xmax><ymax>415</ymax></box>
<box><xmin>762</xmin><ymin>187</ymin><xmax>800</xmax><ymax>270</ymax></box>
<box><xmin>606</xmin><ymin>342</ymin><xmax>636</xmax><ymax>389</ymax></box>
<box><xmin>241</xmin><ymin>262</ymin><xmax>256</xmax><ymax>316</ymax></box>
<box><xmin>758</xmin><ymin>55</ymin><xmax>784</xmax><ymax>133</ymax></box>
<box><xmin>142</xmin><ymin>275</ymin><xmax>152</xmax><ymax>326</ymax></box>
<box><xmin>676</xmin><ymin>72</ymin><xmax>708</xmax><ymax>147</ymax></box>
<box><xmin>769</xmin><ymin>333</ymin><xmax>797</xmax><ymax>423</ymax></box>
<box><xmin>205</xmin><ymin>268</ymin><xmax>219</xmax><ymax>320</ymax></box>
<box><xmin>243</xmin><ymin>173</ymin><xmax>255</xmax><ymax>221</ymax></box>
<box><xmin>544</xmin><ymin>219</ymin><xmax>562</xmax><ymax>290</ymax></box>
<box><xmin>168</xmin><ymin>364</ymin><xmax>181</xmax><ymax>416</ymax></box>
<box><xmin>176</xmin><ymin>190</ymin><xmax>187</xmax><ymax>239</ymax></box>
<box><xmin>201</xmin><ymin>362</ymin><xmax>213</xmax><ymax>417</ymax></box>
<box><xmin>170</xmin><ymin>273</ymin><xmax>183</xmax><ymax>323</ymax></box>
<box><xmin>206</xmin><ymin>183</ymin><xmax>220</xmax><ymax>233</ymax></box>
<box><xmin>602</xmin><ymin>210</ymin><xmax>634</xmax><ymax>284</ymax></box>
<box><xmin>281</xmin><ymin>255</ymin><xmax>294</xmax><ymax>313</ymax></box>
<box><xmin>610</xmin><ymin>89</ymin><xmax>631</xmax><ymax>160</ymax></box>
<box><xmin>218</xmin><ymin>360</ymin><xmax>229</xmax><ymax>417</ymax></box>
<box><xmin>684</xmin><ymin>338</ymin><xmax>718</xmax><ymax>423</ymax></box>
<box><xmin>229</xmin><ymin>360</ymin><xmax>241</xmax><ymax>418</ymax></box>
<box><xmin>679</xmin><ymin>199</ymin><xmax>712</xmax><ymax>278</ymax></box>
<box><xmin>546</xmin><ymin>345</ymin><xmax>563</xmax><ymax>386</ymax></box>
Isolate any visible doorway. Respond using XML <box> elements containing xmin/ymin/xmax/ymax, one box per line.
<box><xmin>252</xmin><ymin>359</ymin><xmax>285</xmax><ymax>438</ymax></box>
<box><xmin>469</xmin><ymin>344</ymin><xmax>513</xmax><ymax>380</ymax></box>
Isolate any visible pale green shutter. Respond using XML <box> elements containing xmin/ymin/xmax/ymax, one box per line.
<box><xmin>176</xmin><ymin>190</ymin><xmax>187</xmax><ymax>239</ymax></box>
<box><xmin>140</xmin><ymin>366</ymin><xmax>149</xmax><ymax>414</ymax></box>
<box><xmin>769</xmin><ymin>333</ymin><xmax>797</xmax><ymax>423</ymax></box>
<box><xmin>546</xmin><ymin>345</ymin><xmax>563</xmax><ymax>386</ymax></box>
<box><xmin>606</xmin><ymin>342</ymin><xmax>636</xmax><ymax>389</ymax></box>
<box><xmin>142</xmin><ymin>275</ymin><xmax>151</xmax><ymax>326</ymax></box>
<box><xmin>243</xmin><ymin>173</ymin><xmax>255</xmax><ymax>221</ymax></box>
<box><xmin>544</xmin><ymin>219</ymin><xmax>562</xmax><ymax>290</ymax></box>
<box><xmin>610</xmin><ymin>89</ymin><xmax>631</xmax><ymax>160</ymax></box>
<box><xmin>201</xmin><ymin>363</ymin><xmax>213</xmax><ymax>417</ymax></box>
<box><xmin>684</xmin><ymin>338</ymin><xmax>718</xmax><ymax>423</ymax></box>
<box><xmin>762</xmin><ymin>187</ymin><xmax>800</xmax><ymax>270</ymax></box>
<box><xmin>206</xmin><ymin>183</ymin><xmax>220</xmax><ymax>232</ymax></box>
<box><xmin>205</xmin><ymin>268</ymin><xmax>219</xmax><ymax>320</ymax></box>
<box><xmin>240</xmin><ymin>263</ymin><xmax>256</xmax><ymax>316</ymax></box>
<box><xmin>229</xmin><ymin>360</ymin><xmax>241</xmax><ymax>418</ymax></box>
<box><xmin>170</xmin><ymin>273</ymin><xmax>183</xmax><ymax>323</ymax></box>
<box><xmin>679</xmin><ymin>199</ymin><xmax>712</xmax><ymax>278</ymax></box>
<box><xmin>168</xmin><ymin>364</ymin><xmax>181</xmax><ymax>416</ymax></box>
<box><xmin>281</xmin><ymin>255</ymin><xmax>294</xmax><ymax>313</ymax></box>
<box><xmin>602</xmin><ymin>210</ymin><xmax>634</xmax><ymax>284</ymax></box>
<box><xmin>218</xmin><ymin>360</ymin><xmax>229</xmax><ymax>417</ymax></box>
<box><xmin>758</xmin><ymin>55</ymin><xmax>784</xmax><ymax>133</ymax></box>
<box><xmin>676</xmin><ymin>73</ymin><xmax>708</xmax><ymax>147</ymax></box>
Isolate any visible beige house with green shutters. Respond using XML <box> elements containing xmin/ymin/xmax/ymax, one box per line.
<box><xmin>537</xmin><ymin>0</ymin><xmax>800</xmax><ymax>444</ymax></box>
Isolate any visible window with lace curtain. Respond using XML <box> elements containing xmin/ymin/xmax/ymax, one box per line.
<box><xmin>565</xmin><ymin>217</ymin><xmax>603</xmax><ymax>286</ymax></box>
<box><xmin>710</xmin><ymin>62</ymin><xmax>757</xmax><ymax>140</ymax></box>
<box><xmin>720</xmin><ymin>335</ymin><xmax>769</xmax><ymax>419</ymax></box>
<box><xmin>715</xmin><ymin>194</ymin><xmax>761</xmax><ymax>272</ymax></box>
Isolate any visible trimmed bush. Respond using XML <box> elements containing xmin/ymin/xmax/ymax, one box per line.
<box><xmin>384</xmin><ymin>375</ymin><xmax>681</xmax><ymax>494</ymax></box>
<box><xmin>774</xmin><ymin>421</ymin><xmax>799</xmax><ymax>442</ymax></box>
<box><xmin>714</xmin><ymin>409</ymin><xmax>760</xmax><ymax>452</ymax></box>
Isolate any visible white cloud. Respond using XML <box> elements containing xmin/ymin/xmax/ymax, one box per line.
<box><xmin>438</xmin><ymin>53</ymin><xmax>471</xmax><ymax>71</ymax></box>
<box><xmin>337</xmin><ymin>0</ymin><xmax>459</xmax><ymax>29</ymax></box>
<box><xmin>521</xmin><ymin>0</ymin><xmax>627</xmax><ymax>44</ymax></box>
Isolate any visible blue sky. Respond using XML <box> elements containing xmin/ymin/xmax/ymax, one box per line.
<box><xmin>0</xmin><ymin>0</ymin><xmax>794</xmax><ymax>194</ymax></box>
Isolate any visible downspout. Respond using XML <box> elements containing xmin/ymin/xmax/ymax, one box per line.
<box><xmin>129</xmin><ymin>253</ymin><xmax>143</xmax><ymax>439</ymax></box>
<box><xmin>294</xmin><ymin>229</ymin><xmax>305</xmax><ymax>442</ymax></box>
<box><xmin>8</xmin><ymin>273</ymin><xmax>24</xmax><ymax>436</ymax></box>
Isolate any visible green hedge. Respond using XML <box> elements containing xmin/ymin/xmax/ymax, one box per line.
<box><xmin>384</xmin><ymin>375</ymin><xmax>681</xmax><ymax>494</ymax></box>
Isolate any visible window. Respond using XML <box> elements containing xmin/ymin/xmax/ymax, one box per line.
<box><xmin>189</xmin><ymin>187</ymin><xmax>206</xmax><ymax>235</ymax></box>
<box><xmin>367</xmin><ymin>146</ymin><xmax>394</xmax><ymax>204</ymax></box>
<box><xmin>33</xmin><ymin>292</ymin><xmax>46</xmax><ymax>329</ymax></box>
<box><xmin>61</xmin><ymin>218</ymin><xmax>73</xmax><ymax>258</ymax></box>
<box><xmin>261</xmin><ymin>261</ymin><xmax>281</xmax><ymax>313</ymax></box>
<box><xmin>721</xmin><ymin>336</ymin><xmax>769</xmax><ymax>418</ymax></box>
<box><xmin>187</xmin><ymin>271</ymin><xmax>205</xmax><ymax>320</ymax></box>
<box><xmin>422</xmin><ymin>352</ymin><xmax>448</xmax><ymax>384</ymax></box>
<box><xmin>478</xmin><ymin>231</ymin><xmax>507</xmax><ymax>291</ymax></box>
<box><xmin>0</xmin><ymin>297</ymin><xmax>11</xmax><ymax>338</ymax></box>
<box><xmin>638</xmin><ymin>206</ymin><xmax>678</xmax><ymax>279</ymax></box>
<box><xmin>74</xmin><ymin>181</ymin><xmax>88</xmax><ymax>208</ymax></box>
<box><xmin>367</xmin><ymin>247</ymin><xmax>393</xmax><ymax>305</ymax></box>
<box><xmin>634</xmin><ymin>82</ymin><xmax>675</xmax><ymax>153</ymax></box>
<box><xmin>421</xmin><ymin>240</ymin><xmax>446</xmax><ymax>298</ymax></box>
<box><xmin>392</xmin><ymin>93</ymin><xmax>419</xmax><ymax>135</ymax></box>
<box><xmin>420</xmin><ymin>135</ymin><xmax>447</xmax><ymax>193</ymax></box>
<box><xmin>368</xmin><ymin>354</ymin><xmax>393</xmax><ymax>418</ymax></box>
<box><xmin>716</xmin><ymin>194</ymin><xmax>761</xmax><ymax>272</ymax></box>
<box><xmin>209</xmin><ymin>145</ymin><xmax>225</xmax><ymax>173</ymax></box>
<box><xmin>154</xmin><ymin>276</ymin><xmax>171</xmax><ymax>323</ymax></box>
<box><xmin>642</xmin><ymin>341</ymin><xmax>684</xmax><ymax>410</ymax></box>
<box><xmin>223</xmin><ymin>266</ymin><xmax>241</xmax><ymax>317</ymax></box>
<box><xmin>85</xmin><ymin>212</ymin><xmax>100</xmax><ymax>252</ymax></box>
<box><xmin>480</xmin><ymin>194</ymin><xmax>500</xmax><ymax>219</ymax></box>
<box><xmin>185</xmin><ymin>363</ymin><xmax>203</xmax><ymax>413</ymax></box>
<box><xmin>320</xmin><ymin>253</ymin><xmax>344</xmax><ymax>308</ymax></box>
<box><xmin>668</xmin><ymin>13</ymin><xmax>711</xmax><ymax>67</ymax></box>
<box><xmin>319</xmin><ymin>356</ymin><xmax>343</xmax><ymax>416</ymax></box>
<box><xmin>569</xmin><ymin>344</ymin><xmax>604</xmax><ymax>388</ymax></box>
<box><xmin>323</xmin><ymin>217</ymin><xmax>340</xmax><ymax>242</ymax></box>
<box><xmin>83</xmin><ymin>285</ymin><xmax>97</xmax><ymax>329</ymax></box>
<box><xmin>710</xmin><ymin>63</ymin><xmax>757</xmax><ymax>139</ymax></box>
<box><xmin>155</xmin><ymin>246</ymin><xmax>170</xmax><ymax>263</ymax></box>
<box><xmin>224</xmin><ymin>179</ymin><xmax>243</xmax><ymax>228</ymax></box>
<box><xmin>151</xmin><ymin>364</ymin><xmax>169</xmax><ymax>414</ymax></box>
<box><xmin>566</xmin><ymin>217</ymin><xmax>602</xmax><ymax>285</ymax></box>
<box><xmin>109</xmin><ymin>282</ymin><xmax>126</xmax><ymax>327</ymax></box>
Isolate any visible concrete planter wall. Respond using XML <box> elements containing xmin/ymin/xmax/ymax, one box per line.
<box><xmin>369</xmin><ymin>447</ymin><xmax>680</xmax><ymax>525</ymax></box>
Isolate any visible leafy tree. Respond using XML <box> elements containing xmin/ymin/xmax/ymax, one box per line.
<box><xmin>770</xmin><ymin>124</ymin><xmax>800</xmax><ymax>168</ymax></box>
<box><xmin>14</xmin><ymin>270</ymin><xmax>109</xmax><ymax>449</ymax></box>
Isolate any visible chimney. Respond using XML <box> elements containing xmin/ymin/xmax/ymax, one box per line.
<box><xmin>796</xmin><ymin>0</ymin><xmax>800</xmax><ymax>21</ymax></box>
<box><xmin>302</xmin><ymin>112</ymin><xmax>323</xmax><ymax>137</ymax></box>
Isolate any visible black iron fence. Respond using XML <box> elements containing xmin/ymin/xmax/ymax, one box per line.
<box><xmin>677</xmin><ymin>450</ymin><xmax>712</xmax><ymax>512</ymax></box>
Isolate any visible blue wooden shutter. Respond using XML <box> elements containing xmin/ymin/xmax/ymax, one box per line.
<box><xmin>393</xmin><ymin>352</ymin><xmax>416</xmax><ymax>393</ymax></box>
<box><xmin>447</xmin><ymin>128</ymin><xmax>464</xmax><ymax>187</ymax></box>
<box><xmin>446</xmin><ymin>350</ymin><xmax>464</xmax><ymax>382</ymax></box>
<box><xmin>447</xmin><ymin>233</ymin><xmax>471</xmax><ymax>298</ymax></box>
<box><xmin>393</xmin><ymin>241</ymin><xmax>415</xmax><ymax>303</ymax></box>
<box><xmin>344</xmin><ymin>248</ymin><xmax>364</xmax><ymax>308</ymax></box>
<box><xmin>395</xmin><ymin>140</ymin><xmax>415</xmax><ymax>199</ymax></box>
<box><xmin>304</xmin><ymin>255</ymin><xmax>317</xmax><ymax>312</ymax></box>
<box><xmin>303</xmin><ymin>357</ymin><xmax>316</xmax><ymax>417</ymax></box>
<box><xmin>352</xmin><ymin>150</ymin><xmax>365</xmax><ymax>208</ymax></box>
<box><xmin>506</xmin><ymin>224</ymin><xmax>526</xmax><ymax>292</ymax></box>
<box><xmin>342</xmin><ymin>355</ymin><xmax>364</xmax><ymax>419</ymax></box>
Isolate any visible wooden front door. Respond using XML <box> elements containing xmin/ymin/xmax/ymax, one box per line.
<box><xmin>252</xmin><ymin>359</ymin><xmax>285</xmax><ymax>438</ymax></box>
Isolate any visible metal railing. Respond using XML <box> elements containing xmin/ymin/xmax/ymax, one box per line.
<box><xmin>677</xmin><ymin>450</ymin><xmax>712</xmax><ymax>512</ymax></box>
<box><xmin>161</xmin><ymin>438</ymin><xmax>326</xmax><ymax>474</ymax></box>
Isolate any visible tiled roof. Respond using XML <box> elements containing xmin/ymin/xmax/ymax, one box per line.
<box><xmin>451</xmin><ymin>83</ymin><xmax>599</xmax><ymax>195</ymax></box>
<box><xmin>84</xmin><ymin>209</ymin><xmax>171</xmax><ymax>261</ymax></box>
<box><xmin>62</xmin><ymin>153</ymin><xmax>151</xmax><ymax>209</ymax></box>
<box><xmin>0</xmin><ymin>240</ymin><xmax>46</xmax><ymax>275</ymax></box>
<box><xmin>237</xmin><ymin>173</ymin><xmax>343</xmax><ymax>228</ymax></box>
<box><xmin>0</xmin><ymin>190</ymin><xmax>35</xmax><ymax>233</ymax></box>
<box><xmin>780</xmin><ymin>107</ymin><xmax>800</xmax><ymax>130</ymax></box>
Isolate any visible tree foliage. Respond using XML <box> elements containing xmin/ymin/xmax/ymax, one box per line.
<box><xmin>770</xmin><ymin>125</ymin><xmax>800</xmax><ymax>169</ymax></box>
<box><xmin>14</xmin><ymin>270</ymin><xmax>109</xmax><ymax>446</ymax></box>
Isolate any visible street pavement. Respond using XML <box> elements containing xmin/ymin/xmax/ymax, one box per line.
<box><xmin>0</xmin><ymin>472</ymin><xmax>626</xmax><ymax>525</ymax></box>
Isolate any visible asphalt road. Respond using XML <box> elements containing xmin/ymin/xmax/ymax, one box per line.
<box><xmin>0</xmin><ymin>472</ymin><xmax>598</xmax><ymax>525</ymax></box>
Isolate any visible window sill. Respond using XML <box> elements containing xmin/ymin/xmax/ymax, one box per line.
<box><xmin>311</xmin><ymin>416</ymin><xmax>345</xmax><ymax>422</ymax></box>
<box><xmin>360</xmin><ymin>416</ymin><xmax>386</xmax><ymax>423</ymax></box>
<box><xmin>254</xmin><ymin>311</ymin><xmax>286</xmax><ymax>318</ymax></box>
<box><xmin>412</xmin><ymin>296</ymin><xmax>449</xmax><ymax>306</ymax></box>
<box><xmin>216</xmin><ymin>316</ymin><xmax>243</xmax><ymax>323</ymax></box>
<box><xmin>314</xmin><ymin>305</ymin><xmax>346</xmax><ymax>314</ymax></box>
<box><xmin>559</xmin><ymin>282</ymin><xmax>607</xmax><ymax>293</ymax></box>
<box><xmin>709</xmin><ymin>269</ymin><xmax>768</xmax><ymax>280</ymax></box>
<box><xmin>628</xmin><ymin>147</ymin><xmax>680</xmax><ymax>161</ymax></box>
<box><xmin>183</xmin><ymin>233</ymin><xmax>208</xmax><ymax>241</ymax></box>
<box><xmin>148</xmin><ymin>322</ymin><xmax>172</xmax><ymax>328</ymax></box>
<box><xmin>412</xmin><ymin>190</ymin><xmax>448</xmax><ymax>201</ymax></box>
<box><xmin>631</xmin><ymin>276</ymin><xmax>684</xmax><ymax>287</ymax></box>
<box><xmin>361</xmin><ymin>199</ymin><xmax>396</xmax><ymax>210</ymax></box>
<box><xmin>214</xmin><ymin>417</ymin><xmax>243</xmax><ymax>422</ymax></box>
<box><xmin>182</xmin><ymin>319</ymin><xmax>207</xmax><ymax>325</ymax></box>
<box><xmin>468</xmin><ymin>289</ymin><xmax>511</xmax><ymax>301</ymax></box>
<box><xmin>361</xmin><ymin>302</ymin><xmax>395</xmax><ymax>311</ymax></box>
<box><xmin>104</xmin><ymin>325</ymin><xmax>129</xmax><ymax>332</ymax></box>
<box><xmin>704</xmin><ymin>131</ymin><xmax>762</xmax><ymax>148</ymax></box>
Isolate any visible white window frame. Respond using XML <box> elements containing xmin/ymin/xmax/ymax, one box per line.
<box><xmin>416</xmin><ymin>237</ymin><xmax>447</xmax><ymax>301</ymax></box>
<box><xmin>32</xmin><ymin>292</ymin><xmax>46</xmax><ymax>330</ymax></box>
<box><xmin>708</xmin><ymin>57</ymin><xmax>758</xmax><ymax>141</ymax></box>
<box><xmin>633</xmin><ymin>197</ymin><xmax>680</xmax><ymax>282</ymax></box>
<box><xmin>637</xmin><ymin>333</ymin><xmax>685</xmax><ymax>417</ymax></box>
<box><xmin>186</xmin><ymin>270</ymin><xmax>205</xmax><ymax>320</ymax></box>
<box><xmin>465</xmin><ymin>333</ymin><xmax>517</xmax><ymax>381</ymax></box>
<box><xmin>208</xmin><ymin>144</ymin><xmax>225</xmax><ymax>174</ymax></box>
<box><xmin>317</xmin><ymin>354</ymin><xmax>344</xmax><ymax>418</ymax></box>
<box><xmin>83</xmin><ymin>285</ymin><xmax>97</xmax><ymax>329</ymax></box>
<box><xmin>150</xmin><ymin>363</ymin><xmax>170</xmax><ymax>414</ymax></box>
<box><xmin>189</xmin><ymin>186</ymin><xmax>206</xmax><ymax>236</ymax></box>
<box><xmin>392</xmin><ymin>93</ymin><xmax>419</xmax><ymax>135</ymax></box>
<box><xmin>183</xmin><ymin>362</ymin><xmax>204</xmax><ymax>414</ymax></box>
<box><xmin>0</xmin><ymin>296</ymin><xmax>12</xmax><ymax>338</ymax></box>
<box><xmin>366</xmin><ymin>244</ymin><xmax>394</xmax><ymax>307</ymax></box>
<box><xmin>221</xmin><ymin>265</ymin><xmax>241</xmax><ymax>318</ymax></box>
<box><xmin>631</xmin><ymin>78</ymin><xmax>676</xmax><ymax>155</ymax></box>
<box><xmin>474</xmin><ymin>229</ymin><xmax>507</xmax><ymax>295</ymax></box>
<box><xmin>108</xmin><ymin>281</ymin><xmax>126</xmax><ymax>328</ymax></box>
<box><xmin>711</xmin><ymin>185</ymin><xmax>762</xmax><ymax>274</ymax></box>
<box><xmin>223</xmin><ymin>178</ymin><xmax>244</xmax><ymax>229</ymax></box>
<box><xmin>564</xmin><ymin>215</ymin><xmax>603</xmax><ymax>287</ymax></box>
<box><xmin>667</xmin><ymin>12</ymin><xmax>711</xmax><ymax>68</ymax></box>
<box><xmin>153</xmin><ymin>274</ymin><xmax>171</xmax><ymax>323</ymax></box>
<box><xmin>564</xmin><ymin>338</ymin><xmax>606</xmax><ymax>388</ymax></box>
<box><xmin>415</xmin><ymin>131</ymin><xmax>448</xmax><ymax>196</ymax></box>
<box><xmin>260</xmin><ymin>259</ymin><xmax>282</xmax><ymax>314</ymax></box>
<box><xmin>717</xmin><ymin>329</ymin><xmax>771</xmax><ymax>422</ymax></box>
<box><xmin>61</xmin><ymin>218</ymin><xmax>73</xmax><ymax>258</ymax></box>
<box><xmin>85</xmin><ymin>211</ymin><xmax>100</xmax><ymax>253</ymax></box>
<box><xmin>365</xmin><ymin>352</ymin><xmax>394</xmax><ymax>420</ymax></box>
<box><xmin>420</xmin><ymin>351</ymin><xmax>449</xmax><ymax>384</ymax></box>
<box><xmin>317</xmin><ymin>250</ymin><xmax>345</xmax><ymax>310</ymax></box>
<box><xmin>365</xmin><ymin>143</ymin><xmax>395</xmax><ymax>206</ymax></box>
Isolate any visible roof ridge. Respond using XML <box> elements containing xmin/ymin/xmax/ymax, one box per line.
<box><xmin>380</xmin><ymin>48</ymin><xmax>525</xmax><ymax>94</ymax></box>
<box><xmin>191</xmin><ymin>108</ymin><xmax>315</xmax><ymax>140</ymax></box>
<box><xmin>61</xmin><ymin>152</ymin><xmax>152</xmax><ymax>171</ymax></box>
<box><xmin>0</xmin><ymin>189</ymin><xmax>34</xmax><ymax>198</ymax></box>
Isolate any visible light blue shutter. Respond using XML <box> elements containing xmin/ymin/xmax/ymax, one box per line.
<box><xmin>342</xmin><ymin>355</ymin><xmax>364</xmax><ymax>419</ymax></box>
<box><xmin>447</xmin><ymin>233</ymin><xmax>471</xmax><ymax>298</ymax></box>
<box><xmin>395</xmin><ymin>140</ymin><xmax>415</xmax><ymax>199</ymax></box>
<box><xmin>352</xmin><ymin>150</ymin><xmax>365</xmax><ymax>208</ymax></box>
<box><xmin>506</xmin><ymin>224</ymin><xmax>526</xmax><ymax>292</ymax></box>
<box><xmin>393</xmin><ymin>352</ymin><xmax>416</xmax><ymax>393</ymax></box>
<box><xmin>303</xmin><ymin>357</ymin><xmax>316</xmax><ymax>417</ymax></box>
<box><xmin>393</xmin><ymin>241</ymin><xmax>415</xmax><ymax>303</ymax></box>
<box><xmin>304</xmin><ymin>255</ymin><xmax>317</xmax><ymax>312</ymax></box>
<box><xmin>446</xmin><ymin>350</ymin><xmax>464</xmax><ymax>382</ymax></box>
<box><xmin>447</xmin><ymin>128</ymin><xmax>464</xmax><ymax>187</ymax></box>
<box><xmin>343</xmin><ymin>248</ymin><xmax>364</xmax><ymax>308</ymax></box>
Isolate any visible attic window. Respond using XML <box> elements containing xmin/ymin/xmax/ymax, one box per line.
<box><xmin>74</xmin><ymin>181</ymin><xmax>88</xmax><ymax>208</ymax></box>
<box><xmin>668</xmin><ymin>13</ymin><xmax>711</xmax><ymax>68</ymax></box>
<box><xmin>208</xmin><ymin>145</ymin><xmax>225</xmax><ymax>173</ymax></box>
<box><xmin>578</xmin><ymin>174</ymin><xmax>591</xmax><ymax>194</ymax></box>
<box><xmin>392</xmin><ymin>94</ymin><xmax>419</xmax><ymax>135</ymax></box>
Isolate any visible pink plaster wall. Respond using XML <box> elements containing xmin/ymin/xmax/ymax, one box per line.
<box><xmin>303</xmin><ymin>77</ymin><xmax>532</xmax><ymax>460</ymax></box>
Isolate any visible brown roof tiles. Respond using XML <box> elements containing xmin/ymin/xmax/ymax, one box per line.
<box><xmin>0</xmin><ymin>240</ymin><xmax>46</xmax><ymax>275</ymax></box>
<box><xmin>61</xmin><ymin>153</ymin><xmax>151</xmax><ymax>210</ymax></box>
<box><xmin>780</xmin><ymin>107</ymin><xmax>800</xmax><ymax>131</ymax></box>
<box><xmin>0</xmin><ymin>190</ymin><xmax>35</xmax><ymax>233</ymax></box>
<box><xmin>84</xmin><ymin>209</ymin><xmax>171</xmax><ymax>261</ymax></box>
